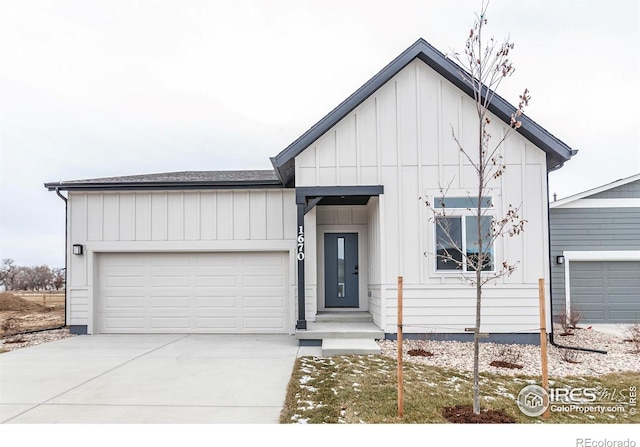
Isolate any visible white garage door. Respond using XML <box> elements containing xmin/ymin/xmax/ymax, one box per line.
<box><xmin>98</xmin><ymin>252</ymin><xmax>289</xmax><ymax>333</ymax></box>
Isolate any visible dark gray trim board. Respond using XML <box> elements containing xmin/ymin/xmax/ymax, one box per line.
<box><xmin>271</xmin><ymin>38</ymin><xmax>575</xmax><ymax>186</ymax></box>
<box><xmin>45</xmin><ymin>182</ymin><xmax>284</xmax><ymax>191</ymax></box>
<box><xmin>69</xmin><ymin>325</ymin><xmax>88</xmax><ymax>335</ymax></box>
<box><xmin>299</xmin><ymin>339</ymin><xmax>322</xmax><ymax>347</ymax></box>
<box><xmin>385</xmin><ymin>332</ymin><xmax>540</xmax><ymax>345</ymax></box>
<box><xmin>296</xmin><ymin>202</ymin><xmax>306</xmax><ymax>330</ymax></box>
<box><xmin>296</xmin><ymin>185</ymin><xmax>384</xmax><ymax>202</ymax></box>
<box><xmin>296</xmin><ymin>185</ymin><xmax>384</xmax><ymax>210</ymax></box>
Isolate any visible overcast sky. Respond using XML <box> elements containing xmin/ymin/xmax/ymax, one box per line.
<box><xmin>1</xmin><ymin>0</ymin><xmax>638</xmax><ymax>268</ymax></box>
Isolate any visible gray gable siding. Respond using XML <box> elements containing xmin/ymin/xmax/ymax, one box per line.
<box><xmin>587</xmin><ymin>180</ymin><xmax>640</xmax><ymax>199</ymax></box>
<box><xmin>550</xmin><ymin>207</ymin><xmax>640</xmax><ymax>317</ymax></box>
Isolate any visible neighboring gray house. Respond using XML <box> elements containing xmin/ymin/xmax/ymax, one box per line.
<box><xmin>550</xmin><ymin>173</ymin><xmax>640</xmax><ymax>324</ymax></box>
<box><xmin>45</xmin><ymin>39</ymin><xmax>575</xmax><ymax>345</ymax></box>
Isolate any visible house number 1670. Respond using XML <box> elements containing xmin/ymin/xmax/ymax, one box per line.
<box><xmin>297</xmin><ymin>226</ymin><xmax>305</xmax><ymax>261</ymax></box>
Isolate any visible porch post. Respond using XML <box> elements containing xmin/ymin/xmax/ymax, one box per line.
<box><xmin>296</xmin><ymin>199</ymin><xmax>307</xmax><ymax>329</ymax></box>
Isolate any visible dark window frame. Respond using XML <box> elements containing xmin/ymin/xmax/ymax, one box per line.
<box><xmin>434</xmin><ymin>197</ymin><xmax>495</xmax><ymax>273</ymax></box>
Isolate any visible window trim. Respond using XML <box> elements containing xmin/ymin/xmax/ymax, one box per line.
<box><xmin>432</xmin><ymin>196</ymin><xmax>496</xmax><ymax>274</ymax></box>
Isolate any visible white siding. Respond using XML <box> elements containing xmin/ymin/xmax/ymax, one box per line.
<box><xmin>67</xmin><ymin>189</ymin><xmax>296</xmax><ymax>331</ymax></box>
<box><xmin>76</xmin><ymin>189</ymin><xmax>294</xmax><ymax>243</ymax></box>
<box><xmin>294</xmin><ymin>58</ymin><xmax>550</xmax><ymax>334</ymax></box>
<box><xmin>367</xmin><ymin>197</ymin><xmax>383</xmax><ymax>327</ymax></box>
<box><xmin>304</xmin><ymin>207</ymin><xmax>317</xmax><ymax>320</ymax></box>
<box><xmin>316</xmin><ymin>206</ymin><xmax>368</xmax><ymax>226</ymax></box>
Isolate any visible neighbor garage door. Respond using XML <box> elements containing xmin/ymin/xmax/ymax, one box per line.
<box><xmin>98</xmin><ymin>252</ymin><xmax>289</xmax><ymax>333</ymax></box>
<box><xmin>570</xmin><ymin>261</ymin><xmax>640</xmax><ymax>324</ymax></box>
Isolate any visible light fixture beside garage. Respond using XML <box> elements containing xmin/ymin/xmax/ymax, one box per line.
<box><xmin>72</xmin><ymin>244</ymin><xmax>84</xmax><ymax>255</ymax></box>
<box><xmin>556</xmin><ymin>255</ymin><xmax>565</xmax><ymax>265</ymax></box>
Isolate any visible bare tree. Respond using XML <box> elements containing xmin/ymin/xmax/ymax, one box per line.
<box><xmin>52</xmin><ymin>267</ymin><xmax>65</xmax><ymax>290</ymax></box>
<box><xmin>0</xmin><ymin>261</ymin><xmax>62</xmax><ymax>291</ymax></box>
<box><xmin>423</xmin><ymin>2</ymin><xmax>528</xmax><ymax>415</ymax></box>
<box><xmin>0</xmin><ymin>258</ymin><xmax>17</xmax><ymax>291</ymax></box>
<box><xmin>12</xmin><ymin>266</ymin><xmax>33</xmax><ymax>291</ymax></box>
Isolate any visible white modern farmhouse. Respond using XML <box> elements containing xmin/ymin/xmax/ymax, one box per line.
<box><xmin>46</xmin><ymin>39</ymin><xmax>575</xmax><ymax>350</ymax></box>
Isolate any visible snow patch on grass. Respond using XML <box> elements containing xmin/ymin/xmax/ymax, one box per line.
<box><xmin>494</xmin><ymin>385</ymin><xmax>515</xmax><ymax>400</ymax></box>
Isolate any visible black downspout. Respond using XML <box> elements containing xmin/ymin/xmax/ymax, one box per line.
<box><xmin>296</xmin><ymin>199</ymin><xmax>306</xmax><ymax>330</ymax></box>
<box><xmin>546</xmin><ymin>172</ymin><xmax>606</xmax><ymax>354</ymax></box>
<box><xmin>55</xmin><ymin>188</ymin><xmax>68</xmax><ymax>328</ymax></box>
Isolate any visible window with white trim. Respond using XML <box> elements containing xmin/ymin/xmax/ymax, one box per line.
<box><xmin>434</xmin><ymin>197</ymin><xmax>494</xmax><ymax>272</ymax></box>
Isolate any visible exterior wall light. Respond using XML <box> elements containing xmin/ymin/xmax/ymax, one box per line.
<box><xmin>556</xmin><ymin>255</ymin><xmax>565</xmax><ymax>265</ymax></box>
<box><xmin>72</xmin><ymin>244</ymin><xmax>84</xmax><ymax>255</ymax></box>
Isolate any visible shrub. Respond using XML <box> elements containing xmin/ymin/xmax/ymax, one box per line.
<box><xmin>623</xmin><ymin>324</ymin><xmax>640</xmax><ymax>354</ymax></box>
<box><xmin>561</xmin><ymin>349</ymin><xmax>580</xmax><ymax>364</ymax></box>
<box><xmin>555</xmin><ymin>310</ymin><xmax>582</xmax><ymax>335</ymax></box>
<box><xmin>1</xmin><ymin>317</ymin><xmax>20</xmax><ymax>336</ymax></box>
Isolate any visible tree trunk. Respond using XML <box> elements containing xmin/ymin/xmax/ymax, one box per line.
<box><xmin>473</xmin><ymin>291</ymin><xmax>481</xmax><ymax>414</ymax></box>
<box><xmin>473</xmin><ymin>116</ymin><xmax>485</xmax><ymax>415</ymax></box>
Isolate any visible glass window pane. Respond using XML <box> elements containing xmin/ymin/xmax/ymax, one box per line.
<box><xmin>337</xmin><ymin>237</ymin><xmax>345</xmax><ymax>298</ymax></box>
<box><xmin>436</xmin><ymin>217</ymin><xmax>462</xmax><ymax>270</ymax></box>
<box><xmin>465</xmin><ymin>216</ymin><xmax>493</xmax><ymax>271</ymax></box>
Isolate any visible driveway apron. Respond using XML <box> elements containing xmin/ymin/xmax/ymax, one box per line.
<box><xmin>0</xmin><ymin>334</ymin><xmax>300</xmax><ymax>423</ymax></box>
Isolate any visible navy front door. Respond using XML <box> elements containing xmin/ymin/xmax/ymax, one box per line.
<box><xmin>324</xmin><ymin>233</ymin><xmax>359</xmax><ymax>308</ymax></box>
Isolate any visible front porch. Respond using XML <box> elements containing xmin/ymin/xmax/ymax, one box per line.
<box><xmin>294</xmin><ymin>186</ymin><xmax>383</xmax><ymax>331</ymax></box>
<box><xmin>293</xmin><ymin>186</ymin><xmax>384</xmax><ymax>356</ymax></box>
<box><xmin>295</xmin><ymin>311</ymin><xmax>384</xmax><ymax>356</ymax></box>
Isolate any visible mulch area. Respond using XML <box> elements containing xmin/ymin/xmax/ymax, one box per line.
<box><xmin>442</xmin><ymin>404</ymin><xmax>515</xmax><ymax>423</ymax></box>
<box><xmin>489</xmin><ymin>360</ymin><xmax>523</xmax><ymax>369</ymax></box>
<box><xmin>408</xmin><ymin>348</ymin><xmax>434</xmax><ymax>357</ymax></box>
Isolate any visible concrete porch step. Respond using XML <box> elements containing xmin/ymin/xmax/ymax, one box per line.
<box><xmin>321</xmin><ymin>338</ymin><xmax>382</xmax><ymax>356</ymax></box>
<box><xmin>296</xmin><ymin>312</ymin><xmax>384</xmax><ymax>355</ymax></box>
<box><xmin>315</xmin><ymin>311</ymin><xmax>374</xmax><ymax>323</ymax></box>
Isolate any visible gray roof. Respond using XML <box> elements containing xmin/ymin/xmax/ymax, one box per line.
<box><xmin>550</xmin><ymin>173</ymin><xmax>640</xmax><ymax>208</ymax></box>
<box><xmin>271</xmin><ymin>38</ymin><xmax>576</xmax><ymax>186</ymax></box>
<box><xmin>45</xmin><ymin>170</ymin><xmax>282</xmax><ymax>191</ymax></box>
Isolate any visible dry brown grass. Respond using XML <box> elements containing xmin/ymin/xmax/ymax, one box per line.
<box><xmin>280</xmin><ymin>355</ymin><xmax>640</xmax><ymax>424</ymax></box>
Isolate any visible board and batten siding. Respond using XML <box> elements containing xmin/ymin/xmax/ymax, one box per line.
<box><xmin>550</xmin><ymin>206</ymin><xmax>640</xmax><ymax>316</ymax></box>
<box><xmin>66</xmin><ymin>189</ymin><xmax>296</xmax><ymax>329</ymax></box>
<box><xmin>295</xmin><ymin>58</ymin><xmax>550</xmax><ymax>334</ymax></box>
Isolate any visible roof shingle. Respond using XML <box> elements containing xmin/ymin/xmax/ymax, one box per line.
<box><xmin>45</xmin><ymin>170</ymin><xmax>282</xmax><ymax>191</ymax></box>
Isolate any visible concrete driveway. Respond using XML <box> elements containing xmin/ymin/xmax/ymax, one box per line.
<box><xmin>0</xmin><ymin>334</ymin><xmax>309</xmax><ymax>423</ymax></box>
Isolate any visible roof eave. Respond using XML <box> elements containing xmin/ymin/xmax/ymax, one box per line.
<box><xmin>45</xmin><ymin>180</ymin><xmax>284</xmax><ymax>191</ymax></box>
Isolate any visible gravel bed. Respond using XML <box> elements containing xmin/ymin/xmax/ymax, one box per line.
<box><xmin>379</xmin><ymin>327</ymin><xmax>640</xmax><ymax>377</ymax></box>
<box><xmin>0</xmin><ymin>328</ymin><xmax>76</xmax><ymax>352</ymax></box>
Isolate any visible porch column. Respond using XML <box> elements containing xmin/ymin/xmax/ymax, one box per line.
<box><xmin>296</xmin><ymin>199</ymin><xmax>307</xmax><ymax>329</ymax></box>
